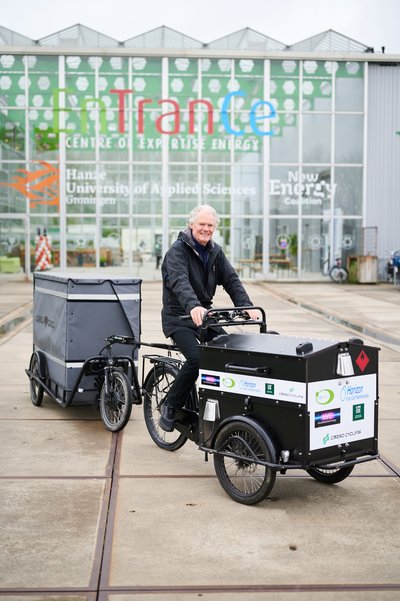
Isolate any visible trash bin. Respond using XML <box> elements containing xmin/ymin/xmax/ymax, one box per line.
<box><xmin>347</xmin><ymin>256</ymin><xmax>377</xmax><ymax>284</ymax></box>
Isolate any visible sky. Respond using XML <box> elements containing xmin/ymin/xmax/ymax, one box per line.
<box><xmin>1</xmin><ymin>0</ymin><xmax>400</xmax><ymax>54</ymax></box>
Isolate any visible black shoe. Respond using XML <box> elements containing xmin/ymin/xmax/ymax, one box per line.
<box><xmin>159</xmin><ymin>403</ymin><xmax>176</xmax><ymax>432</ymax></box>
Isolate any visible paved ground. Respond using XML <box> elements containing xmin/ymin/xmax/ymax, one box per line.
<box><xmin>0</xmin><ymin>276</ymin><xmax>399</xmax><ymax>600</ymax></box>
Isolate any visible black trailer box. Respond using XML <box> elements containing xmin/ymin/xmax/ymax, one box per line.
<box><xmin>32</xmin><ymin>272</ymin><xmax>141</xmax><ymax>405</ymax></box>
<box><xmin>198</xmin><ymin>332</ymin><xmax>379</xmax><ymax>466</ymax></box>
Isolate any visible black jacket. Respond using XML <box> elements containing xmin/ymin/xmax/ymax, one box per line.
<box><xmin>161</xmin><ymin>229</ymin><xmax>253</xmax><ymax>337</ymax></box>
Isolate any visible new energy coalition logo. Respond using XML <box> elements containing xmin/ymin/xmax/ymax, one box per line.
<box><xmin>0</xmin><ymin>161</ymin><xmax>60</xmax><ymax>209</ymax></box>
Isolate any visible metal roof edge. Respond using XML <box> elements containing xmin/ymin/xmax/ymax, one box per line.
<box><xmin>1</xmin><ymin>45</ymin><xmax>399</xmax><ymax>62</ymax></box>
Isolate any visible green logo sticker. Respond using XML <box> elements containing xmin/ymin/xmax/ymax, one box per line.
<box><xmin>353</xmin><ymin>403</ymin><xmax>365</xmax><ymax>421</ymax></box>
<box><xmin>223</xmin><ymin>377</ymin><xmax>235</xmax><ymax>388</ymax></box>
<box><xmin>316</xmin><ymin>389</ymin><xmax>335</xmax><ymax>405</ymax></box>
<box><xmin>265</xmin><ymin>383</ymin><xmax>275</xmax><ymax>395</ymax></box>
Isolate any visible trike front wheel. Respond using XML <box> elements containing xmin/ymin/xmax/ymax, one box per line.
<box><xmin>100</xmin><ymin>369</ymin><xmax>132</xmax><ymax>432</ymax></box>
<box><xmin>307</xmin><ymin>463</ymin><xmax>354</xmax><ymax>484</ymax></box>
<box><xmin>143</xmin><ymin>363</ymin><xmax>188</xmax><ymax>451</ymax></box>
<box><xmin>213</xmin><ymin>421</ymin><xmax>276</xmax><ymax>505</ymax></box>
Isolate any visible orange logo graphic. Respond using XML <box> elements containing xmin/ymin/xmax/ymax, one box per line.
<box><xmin>0</xmin><ymin>161</ymin><xmax>59</xmax><ymax>209</ymax></box>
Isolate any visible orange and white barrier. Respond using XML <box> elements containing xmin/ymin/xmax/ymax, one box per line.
<box><xmin>35</xmin><ymin>228</ymin><xmax>52</xmax><ymax>271</ymax></box>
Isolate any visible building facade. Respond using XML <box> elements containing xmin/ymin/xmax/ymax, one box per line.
<box><xmin>0</xmin><ymin>25</ymin><xmax>399</xmax><ymax>280</ymax></box>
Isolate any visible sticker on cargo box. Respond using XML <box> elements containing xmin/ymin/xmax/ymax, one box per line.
<box><xmin>199</xmin><ymin>369</ymin><xmax>306</xmax><ymax>403</ymax></box>
<box><xmin>309</xmin><ymin>374</ymin><xmax>376</xmax><ymax>450</ymax></box>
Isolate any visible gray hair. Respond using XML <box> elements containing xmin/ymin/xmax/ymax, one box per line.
<box><xmin>187</xmin><ymin>204</ymin><xmax>221</xmax><ymax>227</ymax></box>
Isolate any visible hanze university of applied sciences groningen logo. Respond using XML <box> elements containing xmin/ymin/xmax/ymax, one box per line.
<box><xmin>0</xmin><ymin>161</ymin><xmax>59</xmax><ymax>209</ymax></box>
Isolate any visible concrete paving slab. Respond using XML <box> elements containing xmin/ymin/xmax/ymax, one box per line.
<box><xmin>119</xmin><ymin>417</ymin><xmax>214</xmax><ymax>477</ymax></box>
<box><xmin>379</xmin><ymin>385</ymin><xmax>400</xmax><ymax>419</ymax></box>
<box><xmin>378</xmin><ymin>420</ymin><xmax>400</xmax><ymax>469</ymax></box>
<box><xmin>0</xmin><ymin>479</ymin><xmax>106</xmax><ymax>589</ymax></box>
<box><xmin>0</xmin><ymin>420</ymin><xmax>112</xmax><ymax>477</ymax></box>
<box><xmin>109</xmin><ymin>476</ymin><xmax>400</xmax><ymax>588</ymax></box>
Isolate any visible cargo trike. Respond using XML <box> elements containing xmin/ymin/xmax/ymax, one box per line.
<box><xmin>141</xmin><ymin>307</ymin><xmax>379</xmax><ymax>505</ymax></box>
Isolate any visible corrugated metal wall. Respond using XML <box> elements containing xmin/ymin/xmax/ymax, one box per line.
<box><xmin>366</xmin><ymin>64</ymin><xmax>400</xmax><ymax>267</ymax></box>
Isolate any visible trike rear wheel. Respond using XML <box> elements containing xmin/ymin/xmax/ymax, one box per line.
<box><xmin>307</xmin><ymin>463</ymin><xmax>354</xmax><ymax>484</ymax></box>
<box><xmin>213</xmin><ymin>421</ymin><xmax>276</xmax><ymax>505</ymax></box>
<box><xmin>143</xmin><ymin>363</ymin><xmax>188</xmax><ymax>451</ymax></box>
<box><xmin>29</xmin><ymin>351</ymin><xmax>44</xmax><ymax>407</ymax></box>
<box><xmin>100</xmin><ymin>369</ymin><xmax>132</xmax><ymax>432</ymax></box>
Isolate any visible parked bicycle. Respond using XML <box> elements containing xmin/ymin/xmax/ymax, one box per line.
<box><xmin>322</xmin><ymin>256</ymin><xmax>349</xmax><ymax>283</ymax></box>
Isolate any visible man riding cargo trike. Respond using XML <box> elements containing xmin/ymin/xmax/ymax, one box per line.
<box><xmin>142</xmin><ymin>306</ymin><xmax>379</xmax><ymax>505</ymax></box>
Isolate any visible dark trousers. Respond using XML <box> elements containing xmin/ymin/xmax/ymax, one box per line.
<box><xmin>166</xmin><ymin>328</ymin><xmax>220</xmax><ymax>409</ymax></box>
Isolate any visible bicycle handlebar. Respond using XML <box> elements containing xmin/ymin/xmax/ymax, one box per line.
<box><xmin>200</xmin><ymin>306</ymin><xmax>267</xmax><ymax>342</ymax></box>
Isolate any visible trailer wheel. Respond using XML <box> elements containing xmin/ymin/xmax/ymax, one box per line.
<box><xmin>143</xmin><ymin>363</ymin><xmax>188</xmax><ymax>451</ymax></box>
<box><xmin>100</xmin><ymin>369</ymin><xmax>132</xmax><ymax>432</ymax></box>
<box><xmin>307</xmin><ymin>463</ymin><xmax>354</xmax><ymax>484</ymax></box>
<box><xmin>29</xmin><ymin>351</ymin><xmax>45</xmax><ymax>407</ymax></box>
<box><xmin>213</xmin><ymin>421</ymin><xmax>276</xmax><ymax>505</ymax></box>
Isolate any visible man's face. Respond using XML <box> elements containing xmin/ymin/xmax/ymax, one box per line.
<box><xmin>190</xmin><ymin>210</ymin><xmax>216</xmax><ymax>246</ymax></box>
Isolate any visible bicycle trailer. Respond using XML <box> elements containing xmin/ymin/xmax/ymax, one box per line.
<box><xmin>198</xmin><ymin>332</ymin><xmax>379</xmax><ymax>470</ymax></box>
<box><xmin>28</xmin><ymin>272</ymin><xmax>141</xmax><ymax>407</ymax></box>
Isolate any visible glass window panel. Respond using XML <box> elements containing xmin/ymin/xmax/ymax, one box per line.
<box><xmin>1</xmin><ymin>161</ymin><xmax>59</xmax><ymax>215</ymax></box>
<box><xmin>232</xmin><ymin>163</ymin><xmax>262</xmax><ymax>214</ymax></box>
<box><xmin>100</xmin><ymin>217</ymin><xmax>128</xmax><ymax>267</ymax></box>
<box><xmin>169</xmin><ymin>57</ymin><xmax>198</xmax><ymax>76</ymax></box>
<box><xmin>0</xmin><ymin>109</ymin><xmax>26</xmax><ymax>156</ymax></box>
<box><xmin>28</xmin><ymin>73</ymin><xmax>59</xmax><ymax>107</ymax></box>
<box><xmin>201</xmin><ymin>58</ymin><xmax>232</xmax><ymax>76</ymax></box>
<box><xmin>122</xmin><ymin>215</ymin><xmax>163</xmax><ymax>278</ymax></box>
<box><xmin>99</xmin><ymin>56</ymin><xmax>129</xmax><ymax>74</ymax></box>
<box><xmin>336</xmin><ymin>76</ymin><xmax>363</xmax><ymax>111</ymax></box>
<box><xmin>302</xmin><ymin>79</ymin><xmax>332</xmax><ymax>111</ymax></box>
<box><xmin>334</xmin><ymin>167</ymin><xmax>363</xmax><ymax>215</ymax></box>
<box><xmin>168</xmin><ymin>74</ymin><xmax>198</xmax><ymax>105</ymax></box>
<box><xmin>271</xmin><ymin>60</ymin><xmax>300</xmax><ymax>77</ymax></box>
<box><xmin>269</xmin><ymin>166</ymin><xmax>300</xmax><ymax>216</ymax></box>
<box><xmin>0</xmin><ymin>54</ymin><xmax>25</xmax><ymax>73</ymax></box>
<box><xmin>201</xmin><ymin>164</ymin><xmax>231</xmax><ymax>214</ymax></box>
<box><xmin>29</xmin><ymin>55</ymin><xmax>58</xmax><ymax>73</ymax></box>
<box><xmin>268</xmin><ymin>218</ymin><xmax>298</xmax><ymax>278</ymax></box>
<box><xmin>301</xmin><ymin>217</ymin><xmax>330</xmax><ymax>275</ymax></box>
<box><xmin>98</xmin><ymin>164</ymin><xmax>129</xmax><ymax>214</ymax></box>
<box><xmin>0</xmin><ymin>217</ymin><xmax>25</xmax><ymax>273</ymax></box>
<box><xmin>66</xmin><ymin>164</ymin><xmax>96</xmax><ymax>214</ymax></box>
<box><xmin>235</xmin><ymin>59</ymin><xmax>263</xmax><ymax>77</ymax></box>
<box><xmin>66</xmin><ymin>217</ymin><xmax>96</xmax><ymax>267</ymax></box>
<box><xmin>233</xmin><ymin>217</ymin><xmax>263</xmax><ymax>276</ymax></box>
<box><xmin>270</xmin><ymin>114</ymin><xmax>299</xmax><ymax>162</ymax></box>
<box><xmin>302</xmin><ymin>114</ymin><xmax>331</xmax><ymax>163</ymax></box>
<box><xmin>169</xmin><ymin>165</ymin><xmax>199</xmax><ymax>215</ymax></box>
<box><xmin>270</xmin><ymin>78</ymin><xmax>300</xmax><ymax>112</ymax></box>
<box><xmin>29</xmin><ymin>110</ymin><xmax>59</xmax><ymax>160</ymax></box>
<box><xmin>301</xmin><ymin>166</ymin><xmax>332</xmax><ymax>216</ymax></box>
<box><xmin>132</xmin><ymin>164</ymin><xmax>162</xmax><ymax>214</ymax></box>
<box><xmin>335</xmin><ymin>115</ymin><xmax>363</xmax><ymax>163</ymax></box>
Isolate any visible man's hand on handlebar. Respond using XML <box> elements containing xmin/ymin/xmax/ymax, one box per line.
<box><xmin>244</xmin><ymin>308</ymin><xmax>260</xmax><ymax>321</ymax></box>
<box><xmin>190</xmin><ymin>306</ymin><xmax>207</xmax><ymax>326</ymax></box>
